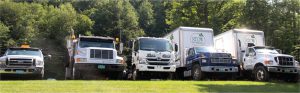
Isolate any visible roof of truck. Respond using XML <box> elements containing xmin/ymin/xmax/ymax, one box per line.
<box><xmin>137</xmin><ymin>37</ymin><xmax>170</xmax><ymax>41</ymax></box>
<box><xmin>232</xmin><ymin>29</ymin><xmax>263</xmax><ymax>33</ymax></box>
<box><xmin>163</xmin><ymin>26</ymin><xmax>213</xmax><ymax>37</ymax></box>
<box><xmin>8</xmin><ymin>47</ymin><xmax>41</xmax><ymax>50</ymax></box>
<box><xmin>79</xmin><ymin>35</ymin><xmax>114</xmax><ymax>40</ymax></box>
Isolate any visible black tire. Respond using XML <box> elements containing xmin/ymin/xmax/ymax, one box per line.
<box><xmin>132</xmin><ymin>68</ymin><xmax>141</xmax><ymax>80</ymax></box>
<box><xmin>192</xmin><ymin>64</ymin><xmax>204</xmax><ymax>80</ymax></box>
<box><xmin>72</xmin><ymin>66</ymin><xmax>81</xmax><ymax>80</ymax></box>
<box><xmin>167</xmin><ymin>73</ymin><xmax>174</xmax><ymax>80</ymax></box>
<box><xmin>254</xmin><ymin>66</ymin><xmax>269</xmax><ymax>81</ymax></box>
<box><xmin>65</xmin><ymin>67</ymin><xmax>72</xmax><ymax>80</ymax></box>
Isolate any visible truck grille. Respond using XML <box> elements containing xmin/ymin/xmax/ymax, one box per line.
<box><xmin>210</xmin><ymin>53</ymin><xmax>231</xmax><ymax>63</ymax></box>
<box><xmin>275</xmin><ymin>56</ymin><xmax>294</xmax><ymax>66</ymax></box>
<box><xmin>147</xmin><ymin>58</ymin><xmax>170</xmax><ymax>65</ymax></box>
<box><xmin>211</xmin><ymin>58</ymin><xmax>231</xmax><ymax>63</ymax></box>
<box><xmin>211</xmin><ymin>53</ymin><xmax>231</xmax><ymax>58</ymax></box>
<box><xmin>7</xmin><ymin>58</ymin><xmax>35</xmax><ymax>67</ymax></box>
<box><xmin>90</xmin><ymin>49</ymin><xmax>113</xmax><ymax>59</ymax></box>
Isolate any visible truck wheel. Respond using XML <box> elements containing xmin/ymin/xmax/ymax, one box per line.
<box><xmin>65</xmin><ymin>67</ymin><xmax>72</xmax><ymax>80</ymax></box>
<box><xmin>132</xmin><ymin>68</ymin><xmax>141</xmax><ymax>80</ymax></box>
<box><xmin>254</xmin><ymin>66</ymin><xmax>269</xmax><ymax>81</ymax></box>
<box><xmin>72</xmin><ymin>67</ymin><xmax>81</xmax><ymax>80</ymax></box>
<box><xmin>192</xmin><ymin>64</ymin><xmax>204</xmax><ymax>80</ymax></box>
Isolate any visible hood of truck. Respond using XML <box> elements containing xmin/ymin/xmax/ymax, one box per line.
<box><xmin>2</xmin><ymin>55</ymin><xmax>43</xmax><ymax>61</ymax></box>
<box><xmin>198</xmin><ymin>52</ymin><xmax>232</xmax><ymax>58</ymax></box>
<box><xmin>257</xmin><ymin>53</ymin><xmax>293</xmax><ymax>58</ymax></box>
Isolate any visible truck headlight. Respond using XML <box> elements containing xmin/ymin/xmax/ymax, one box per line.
<box><xmin>264</xmin><ymin>60</ymin><xmax>273</xmax><ymax>65</ymax></box>
<box><xmin>116</xmin><ymin>59</ymin><xmax>125</xmax><ymax>64</ymax></box>
<box><xmin>201</xmin><ymin>59</ymin><xmax>207</xmax><ymax>63</ymax></box>
<box><xmin>162</xmin><ymin>54</ymin><xmax>171</xmax><ymax>58</ymax></box>
<box><xmin>139</xmin><ymin>59</ymin><xmax>147</xmax><ymax>64</ymax></box>
<box><xmin>36</xmin><ymin>60</ymin><xmax>44</xmax><ymax>66</ymax></box>
<box><xmin>76</xmin><ymin>58</ymin><xmax>87</xmax><ymax>62</ymax></box>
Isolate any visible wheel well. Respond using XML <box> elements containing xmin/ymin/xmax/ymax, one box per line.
<box><xmin>192</xmin><ymin>61</ymin><xmax>200</xmax><ymax>67</ymax></box>
<box><xmin>254</xmin><ymin>63</ymin><xmax>264</xmax><ymax>69</ymax></box>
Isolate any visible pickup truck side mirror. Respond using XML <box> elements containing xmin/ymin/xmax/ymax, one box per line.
<box><xmin>44</xmin><ymin>55</ymin><xmax>52</xmax><ymax>60</ymax></box>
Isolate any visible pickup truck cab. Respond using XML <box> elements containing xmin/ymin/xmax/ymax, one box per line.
<box><xmin>185</xmin><ymin>47</ymin><xmax>238</xmax><ymax>80</ymax></box>
<box><xmin>243</xmin><ymin>46</ymin><xmax>299</xmax><ymax>82</ymax></box>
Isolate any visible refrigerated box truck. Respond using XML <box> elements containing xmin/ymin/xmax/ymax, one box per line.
<box><xmin>164</xmin><ymin>27</ymin><xmax>238</xmax><ymax>80</ymax></box>
<box><xmin>214</xmin><ymin>29</ymin><xmax>299</xmax><ymax>82</ymax></box>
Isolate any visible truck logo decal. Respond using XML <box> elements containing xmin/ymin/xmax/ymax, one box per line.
<box><xmin>191</xmin><ymin>33</ymin><xmax>205</xmax><ymax>45</ymax></box>
<box><xmin>244</xmin><ymin>34</ymin><xmax>256</xmax><ymax>45</ymax></box>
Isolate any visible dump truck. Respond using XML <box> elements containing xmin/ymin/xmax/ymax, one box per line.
<box><xmin>65</xmin><ymin>34</ymin><xmax>126</xmax><ymax>80</ymax></box>
<box><xmin>214</xmin><ymin>29</ymin><xmax>299</xmax><ymax>82</ymax></box>
<box><xmin>0</xmin><ymin>44</ymin><xmax>50</xmax><ymax>79</ymax></box>
<box><xmin>164</xmin><ymin>27</ymin><xmax>238</xmax><ymax>80</ymax></box>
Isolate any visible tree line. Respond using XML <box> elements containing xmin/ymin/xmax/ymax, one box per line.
<box><xmin>0</xmin><ymin>0</ymin><xmax>299</xmax><ymax>60</ymax></box>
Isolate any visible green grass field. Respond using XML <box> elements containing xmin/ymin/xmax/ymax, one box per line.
<box><xmin>0</xmin><ymin>80</ymin><xmax>299</xmax><ymax>93</ymax></box>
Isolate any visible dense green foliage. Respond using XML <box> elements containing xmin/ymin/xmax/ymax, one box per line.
<box><xmin>0</xmin><ymin>0</ymin><xmax>299</xmax><ymax>60</ymax></box>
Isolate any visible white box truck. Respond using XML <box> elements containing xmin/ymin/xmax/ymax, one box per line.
<box><xmin>164</xmin><ymin>27</ymin><xmax>238</xmax><ymax>80</ymax></box>
<box><xmin>214</xmin><ymin>29</ymin><xmax>299</xmax><ymax>82</ymax></box>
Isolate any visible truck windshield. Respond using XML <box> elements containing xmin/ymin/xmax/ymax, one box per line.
<box><xmin>195</xmin><ymin>47</ymin><xmax>216</xmax><ymax>53</ymax></box>
<box><xmin>6</xmin><ymin>48</ymin><xmax>42</xmax><ymax>57</ymax></box>
<box><xmin>139</xmin><ymin>38</ymin><xmax>173</xmax><ymax>52</ymax></box>
<box><xmin>79</xmin><ymin>38</ymin><xmax>114</xmax><ymax>48</ymax></box>
<box><xmin>255</xmin><ymin>48</ymin><xmax>279</xmax><ymax>54</ymax></box>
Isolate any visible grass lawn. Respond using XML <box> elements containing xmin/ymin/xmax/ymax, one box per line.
<box><xmin>0</xmin><ymin>80</ymin><xmax>299</xmax><ymax>93</ymax></box>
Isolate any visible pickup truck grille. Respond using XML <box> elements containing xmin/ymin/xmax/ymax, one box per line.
<box><xmin>90</xmin><ymin>49</ymin><xmax>113</xmax><ymax>59</ymax></box>
<box><xmin>7</xmin><ymin>58</ymin><xmax>35</xmax><ymax>67</ymax></box>
<box><xmin>211</xmin><ymin>58</ymin><xmax>231</xmax><ymax>63</ymax></box>
<box><xmin>275</xmin><ymin>56</ymin><xmax>294</xmax><ymax>66</ymax></box>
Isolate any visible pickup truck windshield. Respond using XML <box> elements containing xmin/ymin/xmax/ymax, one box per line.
<box><xmin>140</xmin><ymin>38</ymin><xmax>173</xmax><ymax>52</ymax></box>
<box><xmin>195</xmin><ymin>47</ymin><xmax>216</xmax><ymax>53</ymax></box>
<box><xmin>6</xmin><ymin>48</ymin><xmax>42</xmax><ymax>57</ymax></box>
<box><xmin>79</xmin><ymin>38</ymin><xmax>114</xmax><ymax>48</ymax></box>
<box><xmin>256</xmin><ymin>49</ymin><xmax>279</xmax><ymax>54</ymax></box>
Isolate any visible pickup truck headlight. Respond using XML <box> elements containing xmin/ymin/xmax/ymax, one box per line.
<box><xmin>76</xmin><ymin>58</ymin><xmax>87</xmax><ymax>63</ymax></box>
<box><xmin>264</xmin><ymin>60</ymin><xmax>273</xmax><ymax>65</ymax></box>
<box><xmin>36</xmin><ymin>60</ymin><xmax>44</xmax><ymax>66</ymax></box>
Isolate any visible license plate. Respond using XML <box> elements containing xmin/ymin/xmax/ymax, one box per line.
<box><xmin>16</xmin><ymin>70</ymin><xmax>24</xmax><ymax>73</ymax></box>
<box><xmin>98</xmin><ymin>65</ymin><xmax>105</xmax><ymax>69</ymax></box>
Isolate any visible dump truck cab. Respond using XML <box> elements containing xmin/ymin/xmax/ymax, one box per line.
<box><xmin>65</xmin><ymin>35</ymin><xmax>125</xmax><ymax>79</ymax></box>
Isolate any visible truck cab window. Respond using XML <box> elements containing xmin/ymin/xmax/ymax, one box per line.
<box><xmin>248</xmin><ymin>48</ymin><xmax>255</xmax><ymax>56</ymax></box>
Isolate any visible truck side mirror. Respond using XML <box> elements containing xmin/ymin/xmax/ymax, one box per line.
<box><xmin>175</xmin><ymin>44</ymin><xmax>178</xmax><ymax>52</ymax></box>
<box><xmin>119</xmin><ymin>43</ymin><xmax>123</xmax><ymax>54</ymax></box>
<box><xmin>44</xmin><ymin>55</ymin><xmax>52</xmax><ymax>61</ymax></box>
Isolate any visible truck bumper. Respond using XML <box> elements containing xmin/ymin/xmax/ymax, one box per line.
<box><xmin>201</xmin><ymin>66</ymin><xmax>238</xmax><ymax>72</ymax></box>
<box><xmin>74</xmin><ymin>63</ymin><xmax>125</xmax><ymax>72</ymax></box>
<box><xmin>137</xmin><ymin>64</ymin><xmax>176</xmax><ymax>72</ymax></box>
<box><xmin>0</xmin><ymin>67</ymin><xmax>43</xmax><ymax>74</ymax></box>
<box><xmin>267</xmin><ymin>66</ymin><xmax>299</xmax><ymax>74</ymax></box>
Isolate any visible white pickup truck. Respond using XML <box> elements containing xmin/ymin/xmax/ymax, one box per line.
<box><xmin>0</xmin><ymin>46</ymin><xmax>50</xmax><ymax>79</ymax></box>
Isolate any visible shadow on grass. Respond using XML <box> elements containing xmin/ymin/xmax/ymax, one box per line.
<box><xmin>196</xmin><ymin>82</ymin><xmax>300</xmax><ymax>93</ymax></box>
